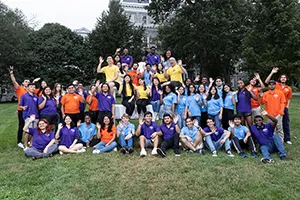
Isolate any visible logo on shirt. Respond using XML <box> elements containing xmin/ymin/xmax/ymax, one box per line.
<box><xmin>74</xmin><ymin>96</ymin><xmax>78</xmax><ymax>99</ymax></box>
<box><xmin>33</xmin><ymin>97</ymin><xmax>37</xmax><ymax>101</ymax></box>
<box><xmin>107</xmin><ymin>96</ymin><xmax>111</xmax><ymax>99</ymax></box>
<box><xmin>127</xmin><ymin>58</ymin><xmax>130</xmax><ymax>60</ymax></box>
<box><xmin>285</xmin><ymin>88</ymin><xmax>289</xmax><ymax>92</ymax></box>
<box><xmin>273</xmin><ymin>94</ymin><xmax>279</xmax><ymax>98</ymax></box>
<box><xmin>263</xmin><ymin>128</ymin><xmax>268</xmax><ymax>132</ymax></box>
<box><xmin>149</xmin><ymin>126</ymin><xmax>153</xmax><ymax>129</ymax></box>
<box><xmin>71</xmin><ymin>129</ymin><xmax>75</xmax><ymax>132</ymax></box>
<box><xmin>170</xmin><ymin>127</ymin><xmax>174</xmax><ymax>130</ymax></box>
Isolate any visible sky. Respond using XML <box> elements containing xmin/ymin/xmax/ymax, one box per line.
<box><xmin>2</xmin><ymin>0</ymin><xmax>110</xmax><ymax>31</ymax></box>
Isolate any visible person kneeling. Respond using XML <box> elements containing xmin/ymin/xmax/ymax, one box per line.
<box><xmin>203</xmin><ymin>117</ymin><xmax>234</xmax><ymax>157</ymax></box>
<box><xmin>117</xmin><ymin>114</ymin><xmax>135</xmax><ymax>154</ymax></box>
<box><xmin>229</xmin><ymin>115</ymin><xmax>258</xmax><ymax>158</ymax></box>
<box><xmin>23</xmin><ymin>115</ymin><xmax>58</xmax><ymax>160</ymax></box>
<box><xmin>180</xmin><ymin>117</ymin><xmax>204</xmax><ymax>154</ymax></box>
<box><xmin>250</xmin><ymin>111</ymin><xmax>287</xmax><ymax>163</ymax></box>
<box><xmin>157</xmin><ymin>114</ymin><xmax>181</xmax><ymax>158</ymax></box>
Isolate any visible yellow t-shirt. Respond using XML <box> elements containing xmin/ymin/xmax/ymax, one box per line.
<box><xmin>137</xmin><ymin>86</ymin><xmax>149</xmax><ymax>99</ymax></box>
<box><xmin>167</xmin><ymin>65</ymin><xmax>183</xmax><ymax>83</ymax></box>
<box><xmin>156</xmin><ymin>72</ymin><xmax>168</xmax><ymax>83</ymax></box>
<box><xmin>101</xmin><ymin>65</ymin><xmax>119</xmax><ymax>82</ymax></box>
<box><xmin>120</xmin><ymin>83</ymin><xmax>133</xmax><ymax>97</ymax></box>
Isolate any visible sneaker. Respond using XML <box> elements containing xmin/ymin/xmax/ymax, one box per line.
<box><xmin>17</xmin><ymin>142</ymin><xmax>24</xmax><ymax>149</ymax></box>
<box><xmin>157</xmin><ymin>148</ymin><xmax>166</xmax><ymax>158</ymax></box>
<box><xmin>174</xmin><ymin>149</ymin><xmax>180</xmax><ymax>157</ymax></box>
<box><xmin>239</xmin><ymin>152</ymin><xmax>247</xmax><ymax>158</ymax></box>
<box><xmin>212</xmin><ymin>151</ymin><xmax>217</xmax><ymax>157</ymax></box>
<box><xmin>280</xmin><ymin>156</ymin><xmax>287</xmax><ymax>161</ymax></box>
<box><xmin>286</xmin><ymin>141</ymin><xmax>292</xmax><ymax>145</ymax></box>
<box><xmin>140</xmin><ymin>148</ymin><xmax>147</xmax><ymax>157</ymax></box>
<box><xmin>226</xmin><ymin>150</ymin><xmax>234</xmax><ymax>157</ymax></box>
<box><xmin>128</xmin><ymin>148</ymin><xmax>134</xmax><ymax>154</ymax></box>
<box><xmin>196</xmin><ymin>149</ymin><xmax>205</xmax><ymax>155</ymax></box>
<box><xmin>251</xmin><ymin>152</ymin><xmax>258</xmax><ymax>158</ymax></box>
<box><xmin>260</xmin><ymin>158</ymin><xmax>274</xmax><ymax>163</ymax></box>
<box><xmin>77</xmin><ymin>148</ymin><xmax>86</xmax><ymax>153</ymax></box>
<box><xmin>120</xmin><ymin>147</ymin><xmax>127</xmax><ymax>154</ymax></box>
<box><xmin>151</xmin><ymin>148</ymin><xmax>158</xmax><ymax>155</ymax></box>
<box><xmin>59</xmin><ymin>151</ymin><xmax>64</xmax><ymax>155</ymax></box>
<box><xmin>92</xmin><ymin>149</ymin><xmax>101</xmax><ymax>154</ymax></box>
<box><xmin>113</xmin><ymin>147</ymin><xmax>118</xmax><ymax>152</ymax></box>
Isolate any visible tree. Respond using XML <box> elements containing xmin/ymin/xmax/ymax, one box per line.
<box><xmin>242</xmin><ymin>0</ymin><xmax>300</xmax><ymax>82</ymax></box>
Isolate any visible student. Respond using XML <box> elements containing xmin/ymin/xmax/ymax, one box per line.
<box><xmin>221</xmin><ymin>84</ymin><xmax>237</xmax><ymax>130</ymax></box>
<box><xmin>201</xmin><ymin>76</ymin><xmax>209</xmax><ymax>91</ymax></box>
<box><xmin>128</xmin><ymin>63</ymin><xmax>141</xmax><ymax>86</ymax></box>
<box><xmin>38</xmin><ymin>86</ymin><xmax>57</xmax><ymax>128</ymax></box>
<box><xmin>154</xmin><ymin>63</ymin><xmax>168</xmax><ymax>84</ymax></box>
<box><xmin>162</xmin><ymin>50</ymin><xmax>172</xmax><ymax>68</ymax></box>
<box><xmin>60</xmin><ymin>84</ymin><xmax>85</xmax><ymax>125</ymax></box>
<box><xmin>259</xmin><ymin>80</ymin><xmax>285</xmax><ymax>141</ymax></box>
<box><xmin>180</xmin><ymin>118</ymin><xmax>204</xmax><ymax>154</ymax></box>
<box><xmin>117</xmin><ymin>114</ymin><xmax>135</xmax><ymax>154</ymax></box>
<box><xmin>204</xmin><ymin>86</ymin><xmax>223</xmax><ymax>128</ymax></box>
<box><xmin>185</xmin><ymin>84</ymin><xmax>201</xmax><ymax>125</ymax></box>
<box><xmin>146</xmin><ymin>46</ymin><xmax>161</xmax><ymax>66</ymax></box>
<box><xmin>35</xmin><ymin>80</ymin><xmax>48</xmax><ymax>97</ymax></box>
<box><xmin>202</xmin><ymin>117</ymin><xmax>234</xmax><ymax>157</ymax></box>
<box><xmin>20</xmin><ymin>83</ymin><xmax>39</xmax><ymax>128</ymax></box>
<box><xmin>164</xmin><ymin>58</ymin><xmax>187</xmax><ymax>87</ymax></box>
<box><xmin>236</xmin><ymin>79</ymin><xmax>257</xmax><ymax>126</ymax></box>
<box><xmin>228</xmin><ymin>115</ymin><xmax>257</xmax><ymax>158</ymax></box>
<box><xmin>214</xmin><ymin>77</ymin><xmax>224</xmax><ymax>97</ymax></box>
<box><xmin>86</xmin><ymin>85</ymin><xmax>99</xmax><ymax>124</ymax></box>
<box><xmin>175</xmin><ymin>86</ymin><xmax>187</xmax><ymax>128</ymax></box>
<box><xmin>135</xmin><ymin>111</ymin><xmax>161</xmax><ymax>156</ymax></box>
<box><xmin>143</xmin><ymin>63</ymin><xmax>153</xmax><ymax>87</ymax></box>
<box><xmin>247</xmin><ymin>73</ymin><xmax>265</xmax><ymax>117</ymax></box>
<box><xmin>76</xmin><ymin>83</ymin><xmax>88</xmax><ymax>122</ymax></box>
<box><xmin>93</xmin><ymin>115</ymin><xmax>118</xmax><ymax>154</ymax></box>
<box><xmin>250</xmin><ymin>111</ymin><xmax>287</xmax><ymax>163</ymax></box>
<box><xmin>150</xmin><ymin>77</ymin><xmax>163</xmax><ymax>121</ymax></box>
<box><xmin>162</xmin><ymin>84</ymin><xmax>177</xmax><ymax>117</ymax></box>
<box><xmin>265</xmin><ymin>67</ymin><xmax>293</xmax><ymax>144</ymax></box>
<box><xmin>120</xmin><ymin>48</ymin><xmax>133</xmax><ymax>67</ymax></box>
<box><xmin>136</xmin><ymin>78</ymin><xmax>150</xmax><ymax>118</ymax></box>
<box><xmin>157</xmin><ymin>114</ymin><xmax>181</xmax><ymax>158</ymax></box>
<box><xmin>198</xmin><ymin>84</ymin><xmax>208</xmax><ymax>128</ymax></box>
<box><xmin>97</xmin><ymin>56</ymin><xmax>120</xmax><ymax>95</ymax></box>
<box><xmin>56</xmin><ymin>116</ymin><xmax>84</xmax><ymax>154</ymax></box>
<box><xmin>118</xmin><ymin>75</ymin><xmax>136</xmax><ymax>117</ymax></box>
<box><xmin>23</xmin><ymin>115</ymin><xmax>58</xmax><ymax>160</ymax></box>
<box><xmin>52</xmin><ymin>83</ymin><xmax>64</xmax><ymax>125</ymax></box>
<box><xmin>77</xmin><ymin>113</ymin><xmax>99</xmax><ymax>148</ymax></box>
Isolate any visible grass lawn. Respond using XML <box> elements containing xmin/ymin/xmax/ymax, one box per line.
<box><xmin>0</xmin><ymin>97</ymin><xmax>300</xmax><ymax>200</ymax></box>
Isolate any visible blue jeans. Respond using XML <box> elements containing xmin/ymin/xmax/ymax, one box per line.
<box><xmin>260</xmin><ymin>134</ymin><xmax>286</xmax><ymax>159</ymax></box>
<box><xmin>118</xmin><ymin>135</ymin><xmax>133</xmax><ymax>148</ymax></box>
<box><xmin>175</xmin><ymin>112</ymin><xmax>185</xmax><ymax>128</ymax></box>
<box><xmin>208</xmin><ymin>114</ymin><xmax>221</xmax><ymax>128</ymax></box>
<box><xmin>205</xmin><ymin>133</ymin><xmax>231</xmax><ymax>152</ymax></box>
<box><xmin>24</xmin><ymin>143</ymin><xmax>58</xmax><ymax>158</ymax></box>
<box><xmin>150</xmin><ymin>100</ymin><xmax>161</xmax><ymax>113</ymax></box>
<box><xmin>94</xmin><ymin>141</ymin><xmax>117</xmax><ymax>153</ymax></box>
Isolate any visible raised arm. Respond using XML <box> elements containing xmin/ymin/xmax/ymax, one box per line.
<box><xmin>178</xmin><ymin>60</ymin><xmax>187</xmax><ymax>74</ymax></box>
<box><xmin>9</xmin><ymin>66</ymin><xmax>19</xmax><ymax>89</ymax></box>
<box><xmin>254</xmin><ymin>73</ymin><xmax>265</xmax><ymax>90</ymax></box>
<box><xmin>265</xmin><ymin>67</ymin><xmax>278</xmax><ymax>84</ymax></box>
<box><xmin>96</xmin><ymin>56</ymin><xmax>104</xmax><ymax>73</ymax></box>
<box><xmin>261</xmin><ymin>110</ymin><xmax>278</xmax><ymax>129</ymax></box>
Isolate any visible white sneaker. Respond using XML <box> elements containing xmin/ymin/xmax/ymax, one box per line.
<box><xmin>113</xmin><ymin>147</ymin><xmax>118</xmax><ymax>152</ymax></box>
<box><xmin>92</xmin><ymin>149</ymin><xmax>101</xmax><ymax>154</ymax></box>
<box><xmin>226</xmin><ymin>150</ymin><xmax>234</xmax><ymax>157</ymax></box>
<box><xmin>77</xmin><ymin>148</ymin><xmax>86</xmax><ymax>153</ymax></box>
<box><xmin>140</xmin><ymin>148</ymin><xmax>147</xmax><ymax>157</ymax></box>
<box><xmin>151</xmin><ymin>148</ymin><xmax>158</xmax><ymax>155</ymax></box>
<box><xmin>17</xmin><ymin>142</ymin><xmax>24</xmax><ymax>149</ymax></box>
<box><xmin>286</xmin><ymin>141</ymin><xmax>292</xmax><ymax>145</ymax></box>
<box><xmin>212</xmin><ymin>151</ymin><xmax>217</xmax><ymax>157</ymax></box>
<box><xmin>59</xmin><ymin>151</ymin><xmax>64</xmax><ymax>155</ymax></box>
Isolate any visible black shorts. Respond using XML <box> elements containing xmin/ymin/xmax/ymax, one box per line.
<box><xmin>113</xmin><ymin>81</ymin><xmax>120</xmax><ymax>90</ymax></box>
<box><xmin>40</xmin><ymin>114</ymin><xmax>58</xmax><ymax>125</ymax></box>
<box><xmin>97</xmin><ymin>111</ymin><xmax>112</xmax><ymax>123</ymax></box>
<box><xmin>238</xmin><ymin>112</ymin><xmax>252</xmax><ymax>117</ymax></box>
<box><xmin>171</xmin><ymin>81</ymin><xmax>182</xmax><ymax>88</ymax></box>
<box><xmin>65</xmin><ymin>113</ymin><xmax>81</xmax><ymax>124</ymax></box>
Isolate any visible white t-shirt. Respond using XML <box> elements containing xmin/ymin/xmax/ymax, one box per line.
<box><xmin>137</xmin><ymin>61</ymin><xmax>146</xmax><ymax>74</ymax></box>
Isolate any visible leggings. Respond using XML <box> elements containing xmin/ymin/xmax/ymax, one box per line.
<box><xmin>136</xmin><ymin>99</ymin><xmax>149</xmax><ymax>115</ymax></box>
<box><xmin>122</xmin><ymin>96</ymin><xmax>135</xmax><ymax>116</ymax></box>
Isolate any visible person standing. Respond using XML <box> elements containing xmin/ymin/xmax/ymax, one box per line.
<box><xmin>221</xmin><ymin>84</ymin><xmax>237</xmax><ymax>130</ymax></box>
<box><xmin>146</xmin><ymin>46</ymin><xmax>161</xmax><ymax>66</ymax></box>
<box><xmin>120</xmin><ymin>48</ymin><xmax>133</xmax><ymax>67</ymax></box>
<box><xmin>247</xmin><ymin>73</ymin><xmax>265</xmax><ymax>117</ymax></box>
<box><xmin>86</xmin><ymin>85</ymin><xmax>99</xmax><ymax>124</ymax></box>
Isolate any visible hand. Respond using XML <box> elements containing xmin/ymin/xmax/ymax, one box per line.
<box><xmin>124</xmin><ymin>134</ymin><xmax>132</xmax><ymax>140</ymax></box>
<box><xmin>118</xmin><ymin>122</ymin><xmax>123</xmax><ymax>130</ymax></box>
<box><xmin>228</xmin><ymin>120</ymin><xmax>234</xmax><ymax>128</ymax></box>
<box><xmin>96</xmin><ymin>122</ymin><xmax>101</xmax><ymax>129</ymax></box>
<box><xmin>186</xmin><ymin>136</ymin><xmax>192</xmax><ymax>142</ymax></box>
<box><xmin>261</xmin><ymin>110</ymin><xmax>268</xmax><ymax>116</ymax></box>
<box><xmin>209</xmin><ymin>77</ymin><xmax>214</xmax><ymax>83</ymax></box>
<box><xmin>178</xmin><ymin>60</ymin><xmax>182</xmax><ymax>66</ymax></box>
<box><xmin>88</xmin><ymin>90</ymin><xmax>93</xmax><ymax>96</ymax></box>
<box><xmin>29</xmin><ymin>114</ymin><xmax>36</xmax><ymax>122</ymax></box>
<box><xmin>195</xmin><ymin>75</ymin><xmax>200</xmax><ymax>82</ymax></box>
<box><xmin>78</xmin><ymin>88</ymin><xmax>83</xmax><ymax>96</ymax></box>
<box><xmin>211</xmin><ymin>127</ymin><xmax>216</xmax><ymax>133</ymax></box>
<box><xmin>160</xmin><ymin>56</ymin><xmax>165</xmax><ymax>62</ymax></box>
<box><xmin>220</xmin><ymin>139</ymin><xmax>225</xmax><ymax>145</ymax></box>
<box><xmin>105</xmin><ymin>143</ymin><xmax>110</xmax><ymax>147</ymax></box>
<box><xmin>95</xmin><ymin>80</ymin><xmax>100</xmax><ymax>88</ymax></box>
<box><xmin>128</xmin><ymin>99</ymin><xmax>132</xmax><ymax>103</ymax></box>
<box><xmin>243</xmin><ymin>137</ymin><xmax>248</xmax><ymax>144</ymax></box>
<box><xmin>218</xmin><ymin>114</ymin><xmax>222</xmax><ymax>120</ymax></box>
<box><xmin>77</xmin><ymin>120</ymin><xmax>81</xmax><ymax>127</ymax></box>
<box><xmin>138</xmin><ymin>117</ymin><xmax>144</xmax><ymax>126</ymax></box>
<box><xmin>86</xmin><ymin>142</ymin><xmax>90</xmax><ymax>148</ymax></box>
<box><xmin>9</xmin><ymin>65</ymin><xmax>14</xmax><ymax>74</ymax></box>
<box><xmin>254</xmin><ymin>73</ymin><xmax>261</xmax><ymax>80</ymax></box>
<box><xmin>272</xmin><ymin>67</ymin><xmax>279</xmax><ymax>74</ymax></box>
<box><xmin>99</xmin><ymin>56</ymin><xmax>104</xmax><ymax>63</ymax></box>
<box><xmin>111</xmin><ymin>115</ymin><xmax>114</xmax><ymax>120</ymax></box>
<box><xmin>188</xmin><ymin>111</ymin><xmax>192</xmax><ymax>117</ymax></box>
<box><xmin>165</xmin><ymin>66</ymin><xmax>169</xmax><ymax>71</ymax></box>
<box><xmin>116</xmin><ymin>48</ymin><xmax>121</xmax><ymax>52</ymax></box>
<box><xmin>58</xmin><ymin>123</ymin><xmax>63</xmax><ymax>130</ymax></box>
<box><xmin>158</xmin><ymin>90</ymin><xmax>163</xmax><ymax>95</ymax></box>
<box><xmin>232</xmin><ymin>91</ymin><xmax>238</xmax><ymax>95</ymax></box>
<box><xmin>173</xmin><ymin>115</ymin><xmax>179</xmax><ymax>124</ymax></box>
<box><xmin>151</xmin><ymin>132</ymin><xmax>157</xmax><ymax>139</ymax></box>
<box><xmin>248</xmin><ymin>84</ymin><xmax>253</xmax><ymax>91</ymax></box>
<box><xmin>42</xmin><ymin>94</ymin><xmax>46</xmax><ymax>100</ymax></box>
<box><xmin>43</xmin><ymin>148</ymin><xmax>48</xmax><ymax>154</ymax></box>
<box><xmin>195</xmin><ymin>94</ymin><xmax>200</xmax><ymax>101</ymax></box>
<box><xmin>202</xmin><ymin>93</ymin><xmax>207</xmax><ymax>100</ymax></box>
<box><xmin>22</xmin><ymin>106</ymin><xmax>28</xmax><ymax>110</ymax></box>
<box><xmin>32</xmin><ymin>77</ymin><xmax>41</xmax><ymax>83</ymax></box>
<box><xmin>194</xmin><ymin>119</ymin><xmax>199</xmax><ymax>128</ymax></box>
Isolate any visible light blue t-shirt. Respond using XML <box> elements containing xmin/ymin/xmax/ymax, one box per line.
<box><xmin>144</xmin><ymin>71</ymin><xmax>152</xmax><ymax>87</ymax></box>
<box><xmin>216</xmin><ymin>86</ymin><xmax>223</xmax><ymax>97</ymax></box>
<box><xmin>78</xmin><ymin>123</ymin><xmax>97</xmax><ymax>143</ymax></box>
<box><xmin>224</xmin><ymin>92</ymin><xmax>238</xmax><ymax>110</ymax></box>
<box><xmin>228</xmin><ymin>125</ymin><xmax>249</xmax><ymax>140</ymax></box>
<box><xmin>175</xmin><ymin>95</ymin><xmax>187</xmax><ymax>114</ymax></box>
<box><xmin>186</xmin><ymin>94</ymin><xmax>201</xmax><ymax>117</ymax></box>
<box><xmin>207</xmin><ymin>97</ymin><xmax>223</xmax><ymax>116</ymax></box>
<box><xmin>200</xmin><ymin>93</ymin><xmax>207</xmax><ymax>112</ymax></box>
<box><xmin>117</xmin><ymin>123</ymin><xmax>135</xmax><ymax>136</ymax></box>
<box><xmin>163</xmin><ymin>92</ymin><xmax>177</xmax><ymax>106</ymax></box>
<box><xmin>181</xmin><ymin>126</ymin><xmax>198</xmax><ymax>141</ymax></box>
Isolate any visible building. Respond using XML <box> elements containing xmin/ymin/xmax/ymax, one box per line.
<box><xmin>120</xmin><ymin>0</ymin><xmax>158</xmax><ymax>47</ymax></box>
<box><xmin>74</xmin><ymin>27</ymin><xmax>91</xmax><ymax>38</ymax></box>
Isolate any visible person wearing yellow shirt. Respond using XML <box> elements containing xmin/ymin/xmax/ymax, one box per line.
<box><xmin>118</xmin><ymin>75</ymin><xmax>136</xmax><ymax>117</ymax></box>
<box><xmin>136</xmin><ymin>78</ymin><xmax>151</xmax><ymax>118</ymax></box>
<box><xmin>164</xmin><ymin>57</ymin><xmax>187</xmax><ymax>87</ymax></box>
<box><xmin>97</xmin><ymin>56</ymin><xmax>120</xmax><ymax>95</ymax></box>
<box><xmin>154</xmin><ymin>63</ymin><xmax>168</xmax><ymax>84</ymax></box>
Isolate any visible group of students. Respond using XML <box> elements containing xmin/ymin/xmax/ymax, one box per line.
<box><xmin>9</xmin><ymin>47</ymin><xmax>292</xmax><ymax>163</ymax></box>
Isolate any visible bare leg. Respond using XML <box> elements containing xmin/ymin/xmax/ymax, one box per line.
<box><xmin>70</xmin><ymin>143</ymin><xmax>83</xmax><ymax>151</ymax></box>
<box><xmin>193</xmin><ymin>133</ymin><xmax>204</xmax><ymax>149</ymax></box>
<box><xmin>153</xmin><ymin>135</ymin><xmax>159</xmax><ymax>148</ymax></box>
<box><xmin>139</xmin><ymin>135</ymin><xmax>145</xmax><ymax>149</ymax></box>
<box><xmin>59</xmin><ymin>145</ymin><xmax>77</xmax><ymax>154</ymax></box>
<box><xmin>108</xmin><ymin>82</ymin><xmax>115</xmax><ymax>95</ymax></box>
<box><xmin>245</xmin><ymin>115</ymin><xmax>253</xmax><ymax>127</ymax></box>
<box><xmin>181</xmin><ymin>139</ymin><xmax>196</xmax><ymax>151</ymax></box>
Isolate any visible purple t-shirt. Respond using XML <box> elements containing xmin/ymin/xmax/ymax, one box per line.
<box><xmin>120</xmin><ymin>55</ymin><xmax>133</xmax><ymax>65</ymax></box>
<box><xmin>203</xmin><ymin>126</ymin><xmax>225</xmax><ymax>141</ymax></box>
<box><xmin>20</xmin><ymin>92</ymin><xmax>39</xmax><ymax>119</ymax></box>
<box><xmin>141</xmin><ymin>121</ymin><xmax>160</xmax><ymax>139</ymax></box>
<box><xmin>28</xmin><ymin>128</ymin><xmax>54</xmax><ymax>150</ymax></box>
<box><xmin>160</xmin><ymin>122</ymin><xmax>177</xmax><ymax>141</ymax></box>
<box><xmin>75</xmin><ymin>91</ymin><xmax>88</xmax><ymax>112</ymax></box>
<box><xmin>96</xmin><ymin>92</ymin><xmax>116</xmax><ymax>111</ymax></box>
<box><xmin>237</xmin><ymin>89</ymin><xmax>252</xmax><ymax>113</ymax></box>
<box><xmin>146</xmin><ymin>53</ymin><xmax>161</xmax><ymax>66</ymax></box>
<box><xmin>250</xmin><ymin>123</ymin><xmax>274</xmax><ymax>145</ymax></box>
<box><xmin>38</xmin><ymin>97</ymin><xmax>57</xmax><ymax>115</ymax></box>
<box><xmin>59</xmin><ymin>126</ymin><xmax>79</xmax><ymax>148</ymax></box>
<box><xmin>150</xmin><ymin>87</ymin><xmax>161</xmax><ymax>101</ymax></box>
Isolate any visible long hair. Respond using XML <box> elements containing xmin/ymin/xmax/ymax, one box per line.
<box><xmin>197</xmin><ymin>84</ymin><xmax>206</xmax><ymax>94</ymax></box>
<box><xmin>62</xmin><ymin>115</ymin><xmax>76</xmax><ymax>128</ymax></box>
<box><xmin>122</xmin><ymin>74</ymin><xmax>135</xmax><ymax>97</ymax></box>
<box><xmin>164</xmin><ymin>83</ymin><xmax>176</xmax><ymax>95</ymax></box>
<box><xmin>152</xmin><ymin>77</ymin><xmax>162</xmax><ymax>91</ymax></box>
<box><xmin>207</xmin><ymin>86</ymin><xmax>220</xmax><ymax>100</ymax></box>
<box><xmin>42</xmin><ymin>86</ymin><xmax>55</xmax><ymax>100</ymax></box>
<box><xmin>139</xmin><ymin>78</ymin><xmax>147</xmax><ymax>91</ymax></box>
<box><xmin>222</xmin><ymin>83</ymin><xmax>232</xmax><ymax>101</ymax></box>
<box><xmin>52</xmin><ymin>83</ymin><xmax>62</xmax><ymax>97</ymax></box>
<box><xmin>37</xmin><ymin>81</ymin><xmax>48</xmax><ymax>97</ymax></box>
<box><xmin>187</xmin><ymin>84</ymin><xmax>196</xmax><ymax>96</ymax></box>
<box><xmin>101</xmin><ymin>115</ymin><xmax>114</xmax><ymax>133</ymax></box>
<box><xmin>37</xmin><ymin>119</ymin><xmax>51</xmax><ymax>135</ymax></box>
<box><xmin>237</xmin><ymin>79</ymin><xmax>249</xmax><ymax>103</ymax></box>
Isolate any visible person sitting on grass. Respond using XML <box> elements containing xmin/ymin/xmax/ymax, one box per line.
<box><xmin>250</xmin><ymin>111</ymin><xmax>287</xmax><ymax>163</ymax></box>
<box><xmin>77</xmin><ymin>113</ymin><xmax>100</xmax><ymax>148</ymax></box>
<box><xmin>135</xmin><ymin>111</ymin><xmax>161</xmax><ymax>157</ymax></box>
<box><xmin>23</xmin><ymin>115</ymin><xmax>58</xmax><ymax>160</ymax></box>
<box><xmin>157</xmin><ymin>114</ymin><xmax>181</xmax><ymax>158</ymax></box>
<box><xmin>202</xmin><ymin>117</ymin><xmax>234</xmax><ymax>157</ymax></box>
<box><xmin>228</xmin><ymin>115</ymin><xmax>258</xmax><ymax>158</ymax></box>
<box><xmin>117</xmin><ymin>113</ymin><xmax>135</xmax><ymax>154</ymax></box>
<box><xmin>56</xmin><ymin>115</ymin><xmax>85</xmax><ymax>154</ymax></box>
<box><xmin>92</xmin><ymin>115</ymin><xmax>118</xmax><ymax>154</ymax></box>
<box><xmin>180</xmin><ymin>117</ymin><xmax>204</xmax><ymax>154</ymax></box>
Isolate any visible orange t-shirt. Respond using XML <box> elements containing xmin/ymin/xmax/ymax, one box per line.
<box><xmin>127</xmin><ymin>70</ymin><xmax>139</xmax><ymax>86</ymax></box>
<box><xmin>15</xmin><ymin>86</ymin><xmax>27</xmax><ymax>111</ymax></box>
<box><xmin>86</xmin><ymin>95</ymin><xmax>98</xmax><ymax>111</ymax></box>
<box><xmin>276</xmin><ymin>82</ymin><xmax>292</xmax><ymax>107</ymax></box>
<box><xmin>61</xmin><ymin>93</ymin><xmax>83</xmax><ymax>114</ymax></box>
<box><xmin>250</xmin><ymin>87</ymin><xmax>260</xmax><ymax>108</ymax></box>
<box><xmin>261</xmin><ymin>89</ymin><xmax>286</xmax><ymax>116</ymax></box>
<box><xmin>100</xmin><ymin>125</ymin><xmax>116</xmax><ymax>143</ymax></box>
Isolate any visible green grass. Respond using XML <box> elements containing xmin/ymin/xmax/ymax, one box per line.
<box><xmin>1</xmin><ymin>98</ymin><xmax>300</xmax><ymax>200</ymax></box>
